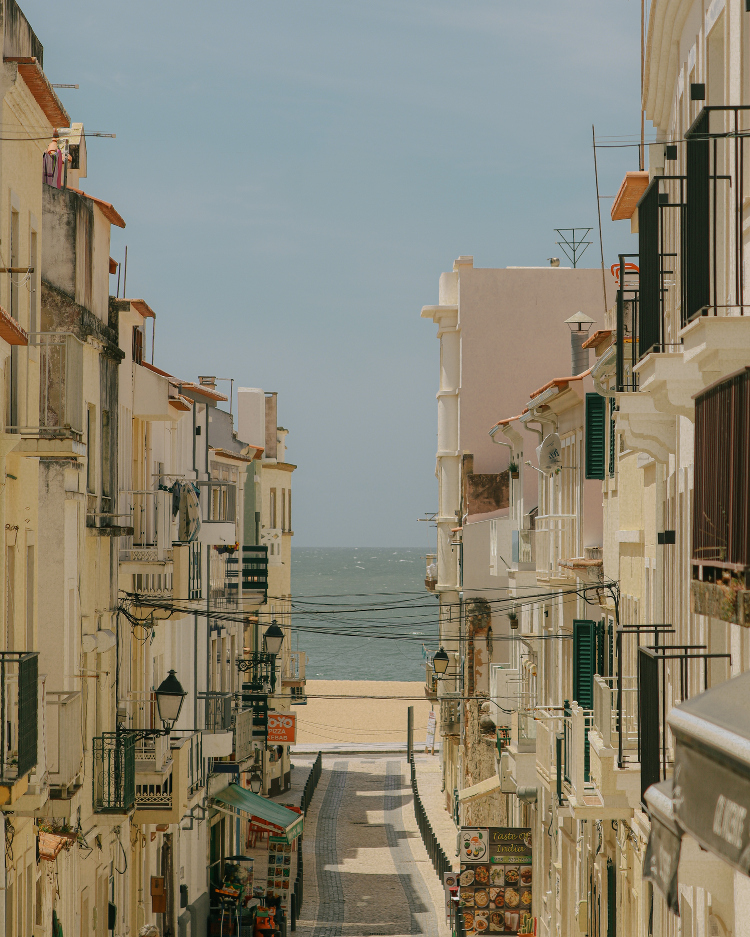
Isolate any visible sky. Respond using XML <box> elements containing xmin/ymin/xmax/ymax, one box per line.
<box><xmin>26</xmin><ymin>0</ymin><xmax>641</xmax><ymax>548</ymax></box>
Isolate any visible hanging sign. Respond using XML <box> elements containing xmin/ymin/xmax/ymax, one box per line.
<box><xmin>425</xmin><ymin>711</ymin><xmax>436</xmax><ymax>753</ymax></box>
<box><xmin>459</xmin><ymin>827</ymin><xmax>532</xmax><ymax>935</ymax></box>
<box><xmin>267</xmin><ymin>712</ymin><xmax>296</xmax><ymax>744</ymax></box>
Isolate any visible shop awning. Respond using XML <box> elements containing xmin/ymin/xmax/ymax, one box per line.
<box><xmin>212</xmin><ymin>783</ymin><xmax>303</xmax><ymax>841</ymax></box>
<box><xmin>643</xmin><ymin>780</ymin><xmax>682</xmax><ymax>913</ymax></box>
<box><xmin>669</xmin><ymin>670</ymin><xmax>750</xmax><ymax>875</ymax></box>
<box><xmin>458</xmin><ymin>775</ymin><xmax>501</xmax><ymax>803</ymax></box>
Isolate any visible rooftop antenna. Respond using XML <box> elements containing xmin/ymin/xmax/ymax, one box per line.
<box><xmin>554</xmin><ymin>228</ymin><xmax>592</xmax><ymax>268</ymax></box>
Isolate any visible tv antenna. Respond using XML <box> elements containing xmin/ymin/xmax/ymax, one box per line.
<box><xmin>554</xmin><ymin>228</ymin><xmax>592</xmax><ymax>268</ymax></box>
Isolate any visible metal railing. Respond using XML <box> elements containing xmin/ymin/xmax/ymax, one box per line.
<box><xmin>210</xmin><ymin>547</ymin><xmax>239</xmax><ymax>606</ymax></box>
<box><xmin>440</xmin><ymin>693</ymin><xmax>461</xmax><ymax>735</ymax></box>
<box><xmin>409</xmin><ymin>756</ymin><xmax>453</xmax><ymax>880</ymax></box>
<box><xmin>291</xmin><ymin>752</ymin><xmax>322</xmax><ymax>932</ymax></box>
<box><xmin>0</xmin><ymin>652</ymin><xmax>38</xmax><ymax>784</ymax></box>
<box><xmin>8</xmin><ymin>332</ymin><xmax>84</xmax><ymax>437</ymax></box>
<box><xmin>425</xmin><ymin>553</ymin><xmax>437</xmax><ymax>591</ymax></box>
<box><xmin>593</xmin><ymin>675</ymin><xmax>638</xmax><ymax>752</ymax></box>
<box><xmin>196</xmin><ymin>479</ymin><xmax>237</xmax><ymax>523</ymax></box>
<box><xmin>536</xmin><ymin>514</ymin><xmax>577</xmax><ymax>579</ymax></box>
<box><xmin>93</xmin><ymin>733</ymin><xmax>136</xmax><ymax>813</ymax></box>
<box><xmin>563</xmin><ymin>702</ymin><xmax>593</xmax><ymax>786</ymax></box>
<box><xmin>242</xmin><ymin>545</ymin><xmax>269</xmax><ymax>593</ymax></box>
<box><xmin>118</xmin><ymin>489</ymin><xmax>173</xmax><ymax>562</ymax></box>
<box><xmin>205</xmin><ymin>692</ymin><xmax>234</xmax><ymax>732</ymax></box>
<box><xmin>287</xmin><ymin>651</ymin><xmax>305</xmax><ymax>682</ymax></box>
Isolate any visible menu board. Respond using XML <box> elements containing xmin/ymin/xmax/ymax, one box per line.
<box><xmin>266</xmin><ymin>836</ymin><xmax>293</xmax><ymax>908</ymax></box>
<box><xmin>443</xmin><ymin>870</ymin><xmax>458</xmax><ymax>925</ymax></box>
<box><xmin>458</xmin><ymin>828</ymin><xmax>532</xmax><ymax>935</ymax></box>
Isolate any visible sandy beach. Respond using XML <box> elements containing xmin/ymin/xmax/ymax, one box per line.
<box><xmin>293</xmin><ymin>680</ymin><xmax>439</xmax><ymax>747</ymax></box>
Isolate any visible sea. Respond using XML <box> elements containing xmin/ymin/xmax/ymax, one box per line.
<box><xmin>290</xmin><ymin>547</ymin><xmax>439</xmax><ymax>681</ymax></box>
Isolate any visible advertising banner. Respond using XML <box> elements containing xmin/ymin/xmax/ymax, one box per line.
<box><xmin>268</xmin><ymin>712</ymin><xmax>296</xmax><ymax>744</ymax></box>
<box><xmin>266</xmin><ymin>836</ymin><xmax>293</xmax><ymax>908</ymax></box>
<box><xmin>458</xmin><ymin>827</ymin><xmax>532</xmax><ymax>935</ymax></box>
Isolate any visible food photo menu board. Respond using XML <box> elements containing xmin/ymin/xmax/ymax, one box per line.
<box><xmin>459</xmin><ymin>828</ymin><xmax>532</xmax><ymax>935</ymax></box>
<box><xmin>266</xmin><ymin>837</ymin><xmax>293</xmax><ymax>908</ymax></box>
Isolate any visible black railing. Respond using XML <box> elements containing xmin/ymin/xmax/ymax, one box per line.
<box><xmin>242</xmin><ymin>545</ymin><xmax>269</xmax><ymax>594</ymax></box>
<box><xmin>615</xmin><ymin>255</ymin><xmax>640</xmax><ymax>392</ymax></box>
<box><xmin>409</xmin><ymin>756</ymin><xmax>453</xmax><ymax>880</ymax></box>
<box><xmin>684</xmin><ymin>106</ymin><xmax>750</xmax><ymax>323</ymax></box>
<box><xmin>238</xmin><ymin>652</ymin><xmax>276</xmax><ymax>695</ymax></box>
<box><xmin>290</xmin><ymin>752</ymin><xmax>322</xmax><ymax>932</ymax></box>
<box><xmin>93</xmin><ymin>732</ymin><xmax>135</xmax><ymax>812</ymax></box>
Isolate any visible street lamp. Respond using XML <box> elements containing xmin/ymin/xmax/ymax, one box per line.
<box><xmin>432</xmin><ymin>647</ymin><xmax>450</xmax><ymax>676</ymax></box>
<box><xmin>248</xmin><ymin>768</ymin><xmax>263</xmax><ymax>794</ymax></box>
<box><xmin>263</xmin><ymin>621</ymin><xmax>284</xmax><ymax>656</ymax></box>
<box><xmin>564</xmin><ymin>311</ymin><xmax>595</xmax><ymax>376</ymax></box>
<box><xmin>155</xmin><ymin>670</ymin><xmax>187</xmax><ymax>731</ymax></box>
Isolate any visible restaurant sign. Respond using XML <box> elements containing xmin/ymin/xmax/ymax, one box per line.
<box><xmin>268</xmin><ymin>712</ymin><xmax>296</xmax><ymax>744</ymax></box>
<box><xmin>673</xmin><ymin>739</ymin><xmax>750</xmax><ymax>875</ymax></box>
<box><xmin>459</xmin><ymin>827</ymin><xmax>532</xmax><ymax>934</ymax></box>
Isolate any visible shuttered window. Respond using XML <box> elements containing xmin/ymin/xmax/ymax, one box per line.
<box><xmin>608</xmin><ymin>398</ymin><xmax>616</xmax><ymax>478</ymax></box>
<box><xmin>607</xmin><ymin>857</ymin><xmax>616</xmax><ymax>937</ymax></box>
<box><xmin>573</xmin><ymin>619</ymin><xmax>596</xmax><ymax>709</ymax></box>
<box><xmin>585</xmin><ymin>393</ymin><xmax>606</xmax><ymax>480</ymax></box>
<box><xmin>638</xmin><ymin>647</ymin><xmax>660</xmax><ymax>805</ymax></box>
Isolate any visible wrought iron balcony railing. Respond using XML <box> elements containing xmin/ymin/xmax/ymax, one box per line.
<box><xmin>242</xmin><ymin>545</ymin><xmax>268</xmax><ymax>594</ymax></box>
<box><xmin>93</xmin><ymin>732</ymin><xmax>135</xmax><ymax>813</ymax></box>
<box><xmin>238</xmin><ymin>652</ymin><xmax>276</xmax><ymax>695</ymax></box>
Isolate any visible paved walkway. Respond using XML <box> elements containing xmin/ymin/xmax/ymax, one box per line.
<box><xmin>295</xmin><ymin>755</ymin><xmax>451</xmax><ymax>937</ymax></box>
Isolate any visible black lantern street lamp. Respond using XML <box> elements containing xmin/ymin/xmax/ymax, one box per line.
<box><xmin>432</xmin><ymin>647</ymin><xmax>450</xmax><ymax>676</ymax></box>
<box><xmin>155</xmin><ymin>670</ymin><xmax>187</xmax><ymax>731</ymax></box>
<box><xmin>263</xmin><ymin>621</ymin><xmax>284</xmax><ymax>656</ymax></box>
<box><xmin>248</xmin><ymin>767</ymin><xmax>263</xmax><ymax>794</ymax></box>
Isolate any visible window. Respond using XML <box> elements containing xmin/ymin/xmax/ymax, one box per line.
<box><xmin>25</xmin><ymin>546</ymin><xmax>33</xmax><ymax>651</ymax></box>
<box><xmin>288</xmin><ymin>490</ymin><xmax>292</xmax><ymax>530</ymax></box>
<box><xmin>86</xmin><ymin>405</ymin><xmax>96</xmax><ymax>493</ymax></box>
<box><xmin>101</xmin><ymin>410</ymin><xmax>111</xmax><ymax>498</ymax></box>
<box><xmin>270</xmin><ymin>489</ymin><xmax>277</xmax><ymax>528</ymax></box>
<box><xmin>29</xmin><ymin>230</ymin><xmax>38</xmax><ymax>335</ymax></box>
<box><xmin>10</xmin><ymin>209</ymin><xmax>19</xmax><ymax>320</ymax></box>
<box><xmin>281</xmin><ymin>489</ymin><xmax>286</xmax><ymax>531</ymax></box>
<box><xmin>585</xmin><ymin>393</ymin><xmax>606</xmax><ymax>480</ymax></box>
<box><xmin>6</xmin><ymin>545</ymin><xmax>14</xmax><ymax>650</ymax></box>
<box><xmin>132</xmin><ymin>326</ymin><xmax>143</xmax><ymax>365</ymax></box>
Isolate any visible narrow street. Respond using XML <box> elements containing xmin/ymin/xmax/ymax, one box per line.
<box><xmin>295</xmin><ymin>756</ymin><xmax>450</xmax><ymax>937</ymax></box>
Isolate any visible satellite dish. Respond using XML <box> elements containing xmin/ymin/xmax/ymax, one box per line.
<box><xmin>536</xmin><ymin>433</ymin><xmax>563</xmax><ymax>474</ymax></box>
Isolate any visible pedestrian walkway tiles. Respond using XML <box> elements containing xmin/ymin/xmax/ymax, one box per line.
<box><xmin>296</xmin><ymin>756</ymin><xmax>449</xmax><ymax>937</ymax></box>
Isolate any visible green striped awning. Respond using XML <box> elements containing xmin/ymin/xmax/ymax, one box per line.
<box><xmin>212</xmin><ymin>783</ymin><xmax>303</xmax><ymax>841</ymax></box>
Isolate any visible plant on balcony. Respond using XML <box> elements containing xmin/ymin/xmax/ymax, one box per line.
<box><xmin>508</xmin><ymin>609</ymin><xmax>519</xmax><ymax>630</ymax></box>
<box><xmin>509</xmin><ymin>461</ymin><xmax>519</xmax><ymax>479</ymax></box>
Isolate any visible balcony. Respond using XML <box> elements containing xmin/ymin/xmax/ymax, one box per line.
<box><xmin>282</xmin><ymin>651</ymin><xmax>306</xmax><ymax>691</ymax></box>
<box><xmin>424</xmin><ymin>662</ymin><xmax>438</xmax><ymax>701</ymax></box>
<box><xmin>239</xmin><ymin>652</ymin><xmax>277</xmax><ymax>696</ymax></box>
<box><xmin>535</xmin><ymin>514</ymin><xmax>577</xmax><ymax>582</ymax></box>
<box><xmin>196</xmin><ymin>479</ymin><xmax>236</xmax><ymax>546</ymax></box>
<box><xmin>425</xmin><ymin>554</ymin><xmax>437</xmax><ymax>591</ymax></box>
<box><xmin>0</xmin><ymin>653</ymin><xmax>39</xmax><ymax>804</ymax></box>
<box><xmin>8</xmin><ymin>334</ymin><xmax>84</xmax><ymax>457</ymax></box>
<box><xmin>439</xmin><ymin>693</ymin><xmax>461</xmax><ymax>736</ymax></box>
<box><xmin>132</xmin><ymin>732</ymin><xmax>204</xmax><ymax>825</ymax></box>
<box><xmin>691</xmin><ymin>367</ymin><xmax>750</xmax><ymax>624</ymax></box>
<box><xmin>209</xmin><ymin>546</ymin><xmax>239</xmax><ymax>609</ymax></box>
<box><xmin>93</xmin><ymin>733</ymin><xmax>135</xmax><ymax>813</ymax></box>
<box><xmin>118</xmin><ymin>489</ymin><xmax>174</xmax><ymax>564</ymax></box>
<box><xmin>204</xmin><ymin>692</ymin><xmax>234</xmax><ymax>733</ymax></box>
<box><xmin>47</xmin><ymin>690</ymin><xmax>83</xmax><ymax>798</ymax></box>
<box><xmin>242</xmin><ymin>545</ymin><xmax>268</xmax><ymax>601</ymax></box>
<box><xmin>511</xmin><ymin>529</ymin><xmax>534</xmax><ymax>570</ymax></box>
<box><xmin>499</xmin><ymin>710</ymin><xmax>537</xmax><ymax>795</ymax></box>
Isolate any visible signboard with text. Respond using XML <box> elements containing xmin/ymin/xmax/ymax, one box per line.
<box><xmin>459</xmin><ymin>827</ymin><xmax>532</xmax><ymax>935</ymax></box>
<box><xmin>268</xmin><ymin>712</ymin><xmax>296</xmax><ymax>744</ymax></box>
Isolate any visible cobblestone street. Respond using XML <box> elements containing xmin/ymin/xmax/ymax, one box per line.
<box><xmin>294</xmin><ymin>756</ymin><xmax>451</xmax><ymax>937</ymax></box>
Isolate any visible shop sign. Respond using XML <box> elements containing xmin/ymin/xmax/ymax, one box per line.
<box><xmin>673</xmin><ymin>739</ymin><xmax>750</xmax><ymax>875</ymax></box>
<box><xmin>268</xmin><ymin>712</ymin><xmax>296</xmax><ymax>743</ymax></box>
<box><xmin>643</xmin><ymin>814</ymin><xmax>681</xmax><ymax>913</ymax></box>
<box><xmin>458</xmin><ymin>827</ymin><xmax>532</xmax><ymax>934</ymax></box>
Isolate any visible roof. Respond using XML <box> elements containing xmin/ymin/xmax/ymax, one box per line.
<box><xmin>489</xmin><ymin>413</ymin><xmax>526</xmax><ymax>431</ymax></box>
<box><xmin>0</xmin><ymin>305</ymin><xmax>28</xmax><ymax>346</ymax></box>
<box><xmin>212</xmin><ymin>783</ymin><xmax>304</xmax><ymax>839</ymax></box>
<box><xmin>141</xmin><ymin>361</ymin><xmax>173</xmax><ymax>378</ymax></box>
<box><xmin>179</xmin><ymin>382</ymin><xmax>228</xmax><ymax>403</ymax></box>
<box><xmin>124</xmin><ymin>299</ymin><xmax>155</xmax><ymax>319</ymax></box>
<box><xmin>210</xmin><ymin>446</ymin><xmax>264</xmax><ymax>463</ymax></box>
<box><xmin>528</xmin><ymin>368</ymin><xmax>590</xmax><ymax>400</ymax></box>
<box><xmin>75</xmin><ymin>191</ymin><xmax>125</xmax><ymax>228</ymax></box>
<box><xmin>4</xmin><ymin>57</ymin><xmax>69</xmax><ymax>127</ymax></box>
<box><xmin>109</xmin><ymin>257</ymin><xmax>117</xmax><ymax>275</ymax></box>
<box><xmin>611</xmin><ymin>171</ymin><xmax>650</xmax><ymax>221</ymax></box>
<box><xmin>582</xmin><ymin>329</ymin><xmax>612</xmax><ymax>350</ymax></box>
<box><xmin>168</xmin><ymin>396</ymin><xmax>192</xmax><ymax>412</ymax></box>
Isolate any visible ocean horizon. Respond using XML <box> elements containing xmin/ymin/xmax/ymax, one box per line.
<box><xmin>290</xmin><ymin>546</ymin><xmax>439</xmax><ymax>681</ymax></box>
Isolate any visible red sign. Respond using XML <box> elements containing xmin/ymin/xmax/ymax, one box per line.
<box><xmin>267</xmin><ymin>712</ymin><xmax>296</xmax><ymax>744</ymax></box>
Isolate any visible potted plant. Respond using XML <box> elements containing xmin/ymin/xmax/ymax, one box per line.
<box><xmin>509</xmin><ymin>461</ymin><xmax>519</xmax><ymax>479</ymax></box>
<box><xmin>508</xmin><ymin>610</ymin><xmax>519</xmax><ymax>630</ymax></box>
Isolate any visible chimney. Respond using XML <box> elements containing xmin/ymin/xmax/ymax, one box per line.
<box><xmin>264</xmin><ymin>393</ymin><xmax>278</xmax><ymax>460</ymax></box>
<box><xmin>198</xmin><ymin>375</ymin><xmax>216</xmax><ymax>389</ymax></box>
<box><xmin>564</xmin><ymin>312</ymin><xmax>595</xmax><ymax>376</ymax></box>
<box><xmin>236</xmin><ymin>388</ymin><xmax>266</xmax><ymax>451</ymax></box>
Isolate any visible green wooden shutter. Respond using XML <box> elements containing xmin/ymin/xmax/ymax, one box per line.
<box><xmin>585</xmin><ymin>392</ymin><xmax>606</xmax><ymax>480</ymax></box>
<box><xmin>573</xmin><ymin>619</ymin><xmax>596</xmax><ymax>708</ymax></box>
<box><xmin>607</xmin><ymin>857</ymin><xmax>616</xmax><ymax>937</ymax></box>
<box><xmin>609</xmin><ymin>398</ymin><xmax>616</xmax><ymax>477</ymax></box>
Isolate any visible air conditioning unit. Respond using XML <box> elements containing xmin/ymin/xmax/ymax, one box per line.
<box><xmin>499</xmin><ymin>750</ymin><xmax>516</xmax><ymax>793</ymax></box>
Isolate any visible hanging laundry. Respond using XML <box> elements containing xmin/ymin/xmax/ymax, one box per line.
<box><xmin>42</xmin><ymin>144</ymin><xmax>59</xmax><ymax>187</ymax></box>
<box><xmin>174</xmin><ymin>481</ymin><xmax>201</xmax><ymax>542</ymax></box>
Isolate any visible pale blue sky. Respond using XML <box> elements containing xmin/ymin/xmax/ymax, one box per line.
<box><xmin>27</xmin><ymin>0</ymin><xmax>640</xmax><ymax>547</ymax></box>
